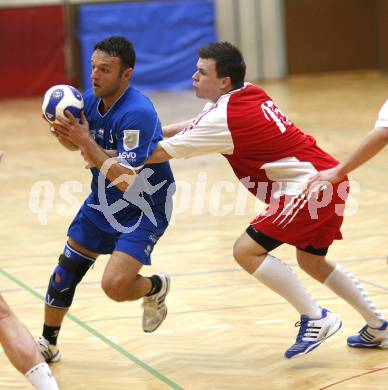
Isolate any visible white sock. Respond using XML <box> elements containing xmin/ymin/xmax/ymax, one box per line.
<box><xmin>25</xmin><ymin>363</ymin><xmax>59</xmax><ymax>390</ymax></box>
<box><xmin>324</xmin><ymin>264</ymin><xmax>385</xmax><ymax>328</ymax></box>
<box><xmin>253</xmin><ymin>254</ymin><xmax>322</xmax><ymax>318</ymax></box>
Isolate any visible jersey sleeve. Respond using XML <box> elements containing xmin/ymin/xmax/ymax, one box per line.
<box><xmin>375</xmin><ymin>100</ymin><xmax>388</xmax><ymax>128</ymax></box>
<box><xmin>116</xmin><ymin>108</ymin><xmax>160</xmax><ymax>169</ymax></box>
<box><xmin>159</xmin><ymin>101</ymin><xmax>234</xmax><ymax>159</ymax></box>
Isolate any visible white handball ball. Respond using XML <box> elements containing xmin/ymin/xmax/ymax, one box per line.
<box><xmin>42</xmin><ymin>84</ymin><xmax>84</xmax><ymax>124</ymax></box>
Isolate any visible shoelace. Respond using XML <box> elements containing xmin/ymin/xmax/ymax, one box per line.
<box><xmin>295</xmin><ymin>317</ymin><xmax>320</xmax><ymax>342</ymax></box>
<box><xmin>294</xmin><ymin>317</ymin><xmax>309</xmax><ymax>342</ymax></box>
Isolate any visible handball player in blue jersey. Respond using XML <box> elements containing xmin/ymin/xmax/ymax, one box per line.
<box><xmin>37</xmin><ymin>36</ymin><xmax>175</xmax><ymax>363</ymax></box>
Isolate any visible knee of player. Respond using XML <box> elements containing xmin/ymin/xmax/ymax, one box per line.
<box><xmin>101</xmin><ymin>276</ymin><xmax>128</xmax><ymax>302</ymax></box>
<box><xmin>232</xmin><ymin>239</ymin><xmax>247</xmax><ymax>265</ymax></box>
<box><xmin>0</xmin><ymin>306</ymin><xmax>13</xmax><ymax>322</ymax></box>
<box><xmin>297</xmin><ymin>254</ymin><xmax>324</xmax><ymax>274</ymax></box>
<box><xmin>296</xmin><ymin>256</ymin><xmax>306</xmax><ymax>269</ymax></box>
<box><xmin>45</xmin><ymin>244</ymin><xmax>95</xmax><ymax>309</ymax></box>
<box><xmin>0</xmin><ymin>297</ymin><xmax>12</xmax><ymax>320</ymax></box>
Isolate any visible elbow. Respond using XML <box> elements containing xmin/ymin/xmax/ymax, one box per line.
<box><xmin>146</xmin><ymin>156</ymin><xmax>163</xmax><ymax>164</ymax></box>
<box><xmin>376</xmin><ymin>127</ymin><xmax>388</xmax><ymax>142</ymax></box>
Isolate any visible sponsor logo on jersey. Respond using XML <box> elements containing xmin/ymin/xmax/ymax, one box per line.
<box><xmin>118</xmin><ymin>151</ymin><xmax>137</xmax><ymax>160</ymax></box>
<box><xmin>123</xmin><ymin>129</ymin><xmax>140</xmax><ymax>151</ymax></box>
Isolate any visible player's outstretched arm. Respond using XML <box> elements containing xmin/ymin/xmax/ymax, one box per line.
<box><xmin>146</xmin><ymin>143</ymin><xmax>173</xmax><ymax>164</ymax></box>
<box><xmin>306</xmin><ymin>166</ymin><xmax>344</xmax><ymax>193</ymax></box>
<box><xmin>162</xmin><ymin>119</ymin><xmax>193</xmax><ymax>138</ymax></box>
<box><xmin>335</xmin><ymin>126</ymin><xmax>388</xmax><ymax>175</ymax></box>
<box><xmin>307</xmin><ymin>126</ymin><xmax>388</xmax><ymax>192</ymax></box>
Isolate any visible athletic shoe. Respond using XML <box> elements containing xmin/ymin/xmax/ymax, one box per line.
<box><xmin>142</xmin><ymin>273</ymin><xmax>171</xmax><ymax>333</ymax></box>
<box><xmin>285</xmin><ymin>308</ymin><xmax>342</xmax><ymax>359</ymax></box>
<box><xmin>347</xmin><ymin>321</ymin><xmax>388</xmax><ymax>348</ymax></box>
<box><xmin>37</xmin><ymin>336</ymin><xmax>61</xmax><ymax>363</ymax></box>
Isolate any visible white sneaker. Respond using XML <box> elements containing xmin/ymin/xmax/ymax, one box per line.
<box><xmin>142</xmin><ymin>273</ymin><xmax>171</xmax><ymax>333</ymax></box>
<box><xmin>37</xmin><ymin>336</ymin><xmax>61</xmax><ymax>363</ymax></box>
<box><xmin>285</xmin><ymin>308</ymin><xmax>342</xmax><ymax>359</ymax></box>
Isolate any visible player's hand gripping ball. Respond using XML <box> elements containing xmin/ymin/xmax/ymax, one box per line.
<box><xmin>42</xmin><ymin>84</ymin><xmax>84</xmax><ymax>124</ymax></box>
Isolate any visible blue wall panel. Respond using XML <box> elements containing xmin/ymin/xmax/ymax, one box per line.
<box><xmin>78</xmin><ymin>0</ymin><xmax>216</xmax><ymax>91</ymax></box>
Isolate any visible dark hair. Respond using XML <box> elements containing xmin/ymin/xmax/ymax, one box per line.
<box><xmin>198</xmin><ymin>42</ymin><xmax>246</xmax><ymax>88</ymax></box>
<box><xmin>94</xmin><ymin>36</ymin><xmax>136</xmax><ymax>69</ymax></box>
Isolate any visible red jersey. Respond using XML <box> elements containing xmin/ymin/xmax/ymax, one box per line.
<box><xmin>160</xmin><ymin>83</ymin><xmax>338</xmax><ymax>204</ymax></box>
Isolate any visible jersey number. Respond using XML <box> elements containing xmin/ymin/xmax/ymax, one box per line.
<box><xmin>261</xmin><ymin>100</ymin><xmax>291</xmax><ymax>133</ymax></box>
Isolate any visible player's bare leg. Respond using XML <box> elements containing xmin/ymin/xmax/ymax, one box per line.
<box><xmin>101</xmin><ymin>251</ymin><xmax>170</xmax><ymax>333</ymax></box>
<box><xmin>43</xmin><ymin>306</ymin><xmax>68</xmax><ymax>329</ymax></box>
<box><xmin>0</xmin><ymin>295</ymin><xmax>43</xmax><ymax>373</ymax></box>
<box><xmin>0</xmin><ymin>295</ymin><xmax>59</xmax><ymax>389</ymax></box>
<box><xmin>295</xmin><ymin>250</ymin><xmax>334</xmax><ymax>282</ymax></box>
<box><xmin>101</xmin><ymin>251</ymin><xmax>150</xmax><ymax>301</ymax></box>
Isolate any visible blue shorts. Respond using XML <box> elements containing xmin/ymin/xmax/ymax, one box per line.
<box><xmin>67</xmin><ymin>208</ymin><xmax>168</xmax><ymax>265</ymax></box>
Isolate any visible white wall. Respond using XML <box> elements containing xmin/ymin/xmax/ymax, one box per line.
<box><xmin>216</xmin><ymin>0</ymin><xmax>287</xmax><ymax>80</ymax></box>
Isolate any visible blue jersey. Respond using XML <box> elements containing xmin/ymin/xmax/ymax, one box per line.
<box><xmin>80</xmin><ymin>86</ymin><xmax>175</xmax><ymax>233</ymax></box>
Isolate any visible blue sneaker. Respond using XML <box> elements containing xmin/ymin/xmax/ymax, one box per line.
<box><xmin>347</xmin><ymin>321</ymin><xmax>388</xmax><ymax>348</ymax></box>
<box><xmin>285</xmin><ymin>309</ymin><xmax>342</xmax><ymax>359</ymax></box>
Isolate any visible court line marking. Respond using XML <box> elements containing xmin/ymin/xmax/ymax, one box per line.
<box><xmin>319</xmin><ymin>365</ymin><xmax>388</xmax><ymax>389</ymax></box>
<box><xmin>83</xmin><ymin>291</ymin><xmax>388</xmax><ymax>324</ymax></box>
<box><xmin>0</xmin><ymin>267</ymin><xmax>184</xmax><ymax>390</ymax></box>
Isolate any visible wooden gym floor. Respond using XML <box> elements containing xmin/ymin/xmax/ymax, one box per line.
<box><xmin>0</xmin><ymin>71</ymin><xmax>387</xmax><ymax>389</ymax></box>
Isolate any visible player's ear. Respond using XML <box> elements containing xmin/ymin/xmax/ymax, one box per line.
<box><xmin>123</xmin><ymin>67</ymin><xmax>133</xmax><ymax>81</ymax></box>
<box><xmin>220</xmin><ymin>76</ymin><xmax>232</xmax><ymax>90</ymax></box>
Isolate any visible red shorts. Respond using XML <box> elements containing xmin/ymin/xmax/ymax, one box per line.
<box><xmin>250</xmin><ymin>183</ymin><xmax>348</xmax><ymax>249</ymax></box>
